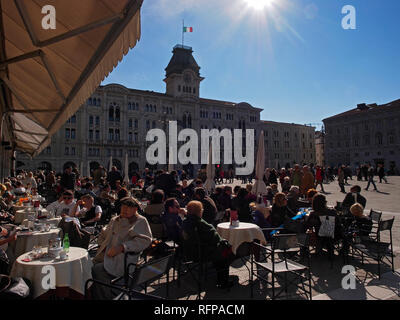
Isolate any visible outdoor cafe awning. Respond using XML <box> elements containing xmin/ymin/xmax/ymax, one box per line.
<box><xmin>0</xmin><ymin>0</ymin><xmax>143</xmax><ymax>157</ymax></box>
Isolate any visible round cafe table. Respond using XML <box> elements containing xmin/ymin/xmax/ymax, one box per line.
<box><xmin>217</xmin><ymin>222</ymin><xmax>267</xmax><ymax>255</ymax></box>
<box><xmin>9</xmin><ymin>228</ymin><xmax>61</xmax><ymax>260</ymax></box>
<box><xmin>10</xmin><ymin>247</ymin><xmax>93</xmax><ymax>299</ymax></box>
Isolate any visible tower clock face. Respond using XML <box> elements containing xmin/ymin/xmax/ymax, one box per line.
<box><xmin>184</xmin><ymin>74</ymin><xmax>191</xmax><ymax>84</ymax></box>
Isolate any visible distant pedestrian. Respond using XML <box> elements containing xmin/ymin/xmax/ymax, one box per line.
<box><xmin>338</xmin><ymin>166</ymin><xmax>346</xmax><ymax>193</ymax></box>
<box><xmin>365</xmin><ymin>165</ymin><xmax>378</xmax><ymax>191</ymax></box>
<box><xmin>377</xmin><ymin>164</ymin><xmax>388</xmax><ymax>184</ymax></box>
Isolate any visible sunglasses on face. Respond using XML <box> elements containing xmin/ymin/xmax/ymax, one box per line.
<box><xmin>63</xmin><ymin>197</ymin><xmax>72</xmax><ymax>200</ymax></box>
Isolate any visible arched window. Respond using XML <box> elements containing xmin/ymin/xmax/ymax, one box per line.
<box><xmin>95</xmin><ymin>116</ymin><xmax>100</xmax><ymax>126</ymax></box>
<box><xmin>109</xmin><ymin>106</ymin><xmax>114</xmax><ymax>121</ymax></box>
<box><xmin>152</xmin><ymin>121</ymin><xmax>156</xmax><ymax>129</ymax></box>
<box><xmin>129</xmin><ymin>119</ymin><xmax>132</xmax><ymax>128</ymax></box>
<box><xmin>154</xmin><ymin>105</ymin><xmax>157</xmax><ymax>113</ymax></box>
<box><xmin>376</xmin><ymin>133</ymin><xmax>383</xmax><ymax>145</ymax></box>
<box><xmin>115</xmin><ymin>129</ymin><xmax>120</xmax><ymax>141</ymax></box>
<box><xmin>182</xmin><ymin>114</ymin><xmax>187</xmax><ymax>128</ymax></box>
<box><xmin>115</xmin><ymin>108</ymin><xmax>120</xmax><ymax>122</ymax></box>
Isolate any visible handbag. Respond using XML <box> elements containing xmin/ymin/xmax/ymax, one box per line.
<box><xmin>0</xmin><ymin>275</ymin><xmax>32</xmax><ymax>300</ymax></box>
<box><xmin>318</xmin><ymin>215</ymin><xmax>335</xmax><ymax>239</ymax></box>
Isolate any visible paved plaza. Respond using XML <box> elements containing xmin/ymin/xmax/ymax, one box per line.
<box><xmin>142</xmin><ymin>176</ymin><xmax>400</xmax><ymax>300</ymax></box>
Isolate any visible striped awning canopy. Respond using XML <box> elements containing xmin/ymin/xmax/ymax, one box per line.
<box><xmin>0</xmin><ymin>0</ymin><xmax>143</xmax><ymax>156</ymax></box>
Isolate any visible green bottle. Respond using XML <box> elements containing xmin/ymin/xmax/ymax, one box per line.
<box><xmin>63</xmin><ymin>233</ymin><xmax>70</xmax><ymax>252</ymax></box>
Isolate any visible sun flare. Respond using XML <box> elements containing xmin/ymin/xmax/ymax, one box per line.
<box><xmin>244</xmin><ymin>0</ymin><xmax>275</xmax><ymax>10</ymax></box>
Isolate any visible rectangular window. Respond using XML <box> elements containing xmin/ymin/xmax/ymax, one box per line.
<box><xmin>96</xmin><ymin>130</ymin><xmax>100</xmax><ymax>141</ymax></box>
<box><xmin>89</xmin><ymin>130</ymin><xmax>93</xmax><ymax>141</ymax></box>
<box><xmin>65</xmin><ymin>129</ymin><xmax>70</xmax><ymax>139</ymax></box>
<box><xmin>71</xmin><ymin>147</ymin><xmax>76</xmax><ymax>156</ymax></box>
<box><xmin>71</xmin><ymin>129</ymin><xmax>76</xmax><ymax>140</ymax></box>
<box><xmin>64</xmin><ymin>147</ymin><xmax>69</xmax><ymax>155</ymax></box>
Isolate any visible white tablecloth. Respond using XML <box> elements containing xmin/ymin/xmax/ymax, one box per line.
<box><xmin>10</xmin><ymin>247</ymin><xmax>93</xmax><ymax>299</ymax></box>
<box><xmin>217</xmin><ymin>222</ymin><xmax>267</xmax><ymax>254</ymax></box>
<box><xmin>14</xmin><ymin>208</ymin><xmax>50</xmax><ymax>224</ymax></box>
<box><xmin>21</xmin><ymin>217</ymin><xmax>62</xmax><ymax>228</ymax></box>
<box><xmin>10</xmin><ymin>228</ymin><xmax>61</xmax><ymax>259</ymax></box>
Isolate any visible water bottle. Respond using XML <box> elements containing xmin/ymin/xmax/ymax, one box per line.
<box><xmin>63</xmin><ymin>233</ymin><xmax>70</xmax><ymax>252</ymax></box>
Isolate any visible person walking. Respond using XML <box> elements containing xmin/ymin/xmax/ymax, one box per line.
<box><xmin>315</xmin><ymin>165</ymin><xmax>325</xmax><ymax>193</ymax></box>
<box><xmin>365</xmin><ymin>165</ymin><xmax>378</xmax><ymax>191</ymax></box>
<box><xmin>338</xmin><ymin>166</ymin><xmax>346</xmax><ymax>193</ymax></box>
<box><xmin>377</xmin><ymin>164</ymin><xmax>388</xmax><ymax>184</ymax></box>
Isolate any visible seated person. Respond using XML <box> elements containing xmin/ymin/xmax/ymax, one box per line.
<box><xmin>30</xmin><ymin>187</ymin><xmax>45</xmax><ymax>203</ymax></box>
<box><xmin>99</xmin><ymin>184</ymin><xmax>116</xmax><ymax>203</ymax></box>
<box><xmin>182</xmin><ymin>179</ymin><xmax>194</xmax><ymax>200</ymax></box>
<box><xmin>281</xmin><ymin>176</ymin><xmax>291</xmax><ymax>193</ymax></box>
<box><xmin>270</xmin><ymin>192</ymin><xmax>296</xmax><ymax>228</ymax></box>
<box><xmin>0</xmin><ymin>226</ymin><xmax>17</xmax><ymax>274</ymax></box>
<box><xmin>350</xmin><ymin>203</ymin><xmax>372</xmax><ymax>237</ymax></box>
<box><xmin>342</xmin><ymin>185</ymin><xmax>367</xmax><ymax>212</ymax></box>
<box><xmin>251</xmin><ymin>202</ymin><xmax>272</xmax><ymax>239</ymax></box>
<box><xmin>74</xmin><ymin>195</ymin><xmax>102</xmax><ymax>227</ymax></box>
<box><xmin>264</xmin><ymin>186</ymin><xmax>274</xmax><ymax>203</ymax></box>
<box><xmin>219</xmin><ymin>186</ymin><xmax>233</xmax><ymax>211</ymax></box>
<box><xmin>91</xmin><ymin>197</ymin><xmax>152</xmax><ymax>299</ymax></box>
<box><xmin>79</xmin><ymin>182</ymin><xmax>98</xmax><ymax>199</ymax></box>
<box><xmin>194</xmin><ymin>187</ymin><xmax>217</xmax><ymax>225</ymax></box>
<box><xmin>286</xmin><ymin>186</ymin><xmax>302</xmax><ymax>213</ymax></box>
<box><xmin>144</xmin><ymin>189</ymin><xmax>165</xmax><ymax>239</ymax></box>
<box><xmin>113</xmin><ymin>188</ymin><xmax>129</xmax><ymax>215</ymax></box>
<box><xmin>46</xmin><ymin>190</ymin><xmax>79</xmax><ymax>217</ymax></box>
<box><xmin>300</xmin><ymin>188</ymin><xmax>318</xmax><ymax>208</ymax></box>
<box><xmin>12</xmin><ymin>181</ymin><xmax>27</xmax><ymax>197</ymax></box>
<box><xmin>305</xmin><ymin>194</ymin><xmax>342</xmax><ymax>253</ymax></box>
<box><xmin>231</xmin><ymin>188</ymin><xmax>252</xmax><ymax>222</ymax></box>
<box><xmin>182</xmin><ymin>201</ymin><xmax>237</xmax><ymax>289</ymax></box>
<box><xmin>161</xmin><ymin>198</ymin><xmax>186</xmax><ymax>244</ymax></box>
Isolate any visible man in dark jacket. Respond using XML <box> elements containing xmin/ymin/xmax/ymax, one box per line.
<box><xmin>154</xmin><ymin>170</ymin><xmax>176</xmax><ymax>197</ymax></box>
<box><xmin>107</xmin><ymin>166</ymin><xmax>123</xmax><ymax>190</ymax></box>
<box><xmin>194</xmin><ymin>187</ymin><xmax>217</xmax><ymax>225</ymax></box>
<box><xmin>342</xmin><ymin>185</ymin><xmax>367</xmax><ymax>211</ymax></box>
<box><xmin>182</xmin><ymin>201</ymin><xmax>237</xmax><ymax>289</ymax></box>
<box><xmin>60</xmin><ymin>166</ymin><xmax>76</xmax><ymax>191</ymax></box>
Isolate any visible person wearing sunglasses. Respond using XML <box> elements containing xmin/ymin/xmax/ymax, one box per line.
<box><xmin>46</xmin><ymin>190</ymin><xmax>79</xmax><ymax>217</ymax></box>
<box><xmin>161</xmin><ymin>198</ymin><xmax>187</xmax><ymax>245</ymax></box>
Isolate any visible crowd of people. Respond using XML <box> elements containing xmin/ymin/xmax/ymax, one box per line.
<box><xmin>0</xmin><ymin>161</ymin><xmax>382</xmax><ymax>299</ymax></box>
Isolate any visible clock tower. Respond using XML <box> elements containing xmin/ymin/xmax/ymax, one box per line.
<box><xmin>164</xmin><ymin>45</ymin><xmax>204</xmax><ymax>98</ymax></box>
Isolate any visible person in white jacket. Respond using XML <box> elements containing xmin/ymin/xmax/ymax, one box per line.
<box><xmin>91</xmin><ymin>197</ymin><xmax>152</xmax><ymax>299</ymax></box>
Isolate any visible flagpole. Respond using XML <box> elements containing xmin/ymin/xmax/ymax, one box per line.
<box><xmin>182</xmin><ymin>19</ymin><xmax>184</xmax><ymax>47</ymax></box>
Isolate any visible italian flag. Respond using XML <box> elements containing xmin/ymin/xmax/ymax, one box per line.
<box><xmin>183</xmin><ymin>27</ymin><xmax>193</xmax><ymax>33</ymax></box>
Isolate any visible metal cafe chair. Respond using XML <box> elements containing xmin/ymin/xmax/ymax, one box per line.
<box><xmin>349</xmin><ymin>217</ymin><xmax>395</xmax><ymax>279</ymax></box>
<box><xmin>85</xmin><ymin>252</ymin><xmax>173</xmax><ymax>300</ymax></box>
<box><xmin>250</xmin><ymin>234</ymin><xmax>312</xmax><ymax>300</ymax></box>
<box><xmin>368</xmin><ymin>209</ymin><xmax>383</xmax><ymax>241</ymax></box>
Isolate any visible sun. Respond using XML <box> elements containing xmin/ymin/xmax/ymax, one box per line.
<box><xmin>244</xmin><ymin>0</ymin><xmax>275</xmax><ymax>10</ymax></box>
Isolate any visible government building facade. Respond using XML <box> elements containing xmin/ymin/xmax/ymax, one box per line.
<box><xmin>323</xmin><ymin>100</ymin><xmax>400</xmax><ymax>174</ymax></box>
<box><xmin>17</xmin><ymin>45</ymin><xmax>315</xmax><ymax>176</ymax></box>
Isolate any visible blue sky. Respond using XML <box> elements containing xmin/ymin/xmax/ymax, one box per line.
<box><xmin>102</xmin><ymin>0</ymin><xmax>400</xmax><ymax>128</ymax></box>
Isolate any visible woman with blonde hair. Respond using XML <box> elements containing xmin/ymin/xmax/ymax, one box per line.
<box><xmin>350</xmin><ymin>203</ymin><xmax>372</xmax><ymax>236</ymax></box>
<box><xmin>270</xmin><ymin>192</ymin><xmax>295</xmax><ymax>227</ymax></box>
